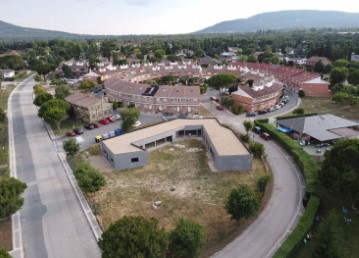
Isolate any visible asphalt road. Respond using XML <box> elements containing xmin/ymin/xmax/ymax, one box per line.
<box><xmin>9</xmin><ymin>77</ymin><xmax>100</xmax><ymax>258</ymax></box>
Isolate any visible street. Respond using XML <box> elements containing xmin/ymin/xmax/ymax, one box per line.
<box><xmin>8</xmin><ymin>77</ymin><xmax>101</xmax><ymax>258</ymax></box>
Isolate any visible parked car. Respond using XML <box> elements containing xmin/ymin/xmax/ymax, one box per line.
<box><xmin>84</xmin><ymin>124</ymin><xmax>95</xmax><ymax>130</ymax></box>
<box><xmin>107</xmin><ymin>116</ymin><xmax>116</xmax><ymax>122</ymax></box>
<box><xmin>113</xmin><ymin>114</ymin><xmax>121</xmax><ymax>120</ymax></box>
<box><xmin>246</xmin><ymin>112</ymin><xmax>256</xmax><ymax>117</ymax></box>
<box><xmin>252</xmin><ymin>126</ymin><xmax>262</xmax><ymax>134</ymax></box>
<box><xmin>92</xmin><ymin>122</ymin><xmax>101</xmax><ymax>128</ymax></box>
<box><xmin>66</xmin><ymin>131</ymin><xmax>76</xmax><ymax>137</ymax></box>
<box><xmin>210</xmin><ymin>96</ymin><xmax>218</xmax><ymax>101</ymax></box>
<box><xmin>216</xmin><ymin>105</ymin><xmax>224</xmax><ymax>110</ymax></box>
<box><xmin>267</xmin><ymin>107</ymin><xmax>275</xmax><ymax>113</ymax></box>
<box><xmin>134</xmin><ymin>121</ymin><xmax>141</xmax><ymax>127</ymax></box>
<box><xmin>73</xmin><ymin>127</ymin><xmax>84</xmax><ymax>135</ymax></box>
<box><xmin>260</xmin><ymin>132</ymin><xmax>271</xmax><ymax>140</ymax></box>
<box><xmin>315</xmin><ymin>143</ymin><xmax>331</xmax><ymax>148</ymax></box>
<box><xmin>95</xmin><ymin>135</ymin><xmax>102</xmax><ymax>143</ymax></box>
<box><xmin>258</xmin><ymin>110</ymin><xmax>267</xmax><ymax>115</ymax></box>
<box><xmin>99</xmin><ymin>118</ymin><xmax>110</xmax><ymax>125</ymax></box>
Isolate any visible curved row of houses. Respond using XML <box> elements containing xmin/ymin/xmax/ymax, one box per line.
<box><xmin>90</xmin><ymin>60</ymin><xmax>331</xmax><ymax>114</ymax></box>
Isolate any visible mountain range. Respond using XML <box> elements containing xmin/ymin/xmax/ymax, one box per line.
<box><xmin>196</xmin><ymin>10</ymin><xmax>359</xmax><ymax>33</ymax></box>
<box><xmin>1</xmin><ymin>10</ymin><xmax>359</xmax><ymax>40</ymax></box>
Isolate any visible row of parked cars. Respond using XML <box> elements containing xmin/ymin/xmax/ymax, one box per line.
<box><xmin>66</xmin><ymin>114</ymin><xmax>121</xmax><ymax>137</ymax></box>
<box><xmin>246</xmin><ymin>96</ymin><xmax>290</xmax><ymax>117</ymax></box>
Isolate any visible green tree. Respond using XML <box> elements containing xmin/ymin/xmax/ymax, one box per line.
<box><xmin>0</xmin><ymin>246</ymin><xmax>11</xmax><ymax>258</ymax></box>
<box><xmin>222</xmin><ymin>97</ymin><xmax>234</xmax><ymax>107</ymax></box>
<box><xmin>38</xmin><ymin>99</ymin><xmax>70</xmax><ymax>132</ymax></box>
<box><xmin>319</xmin><ymin>139</ymin><xmax>359</xmax><ymax>199</ymax></box>
<box><xmin>314</xmin><ymin>60</ymin><xmax>324</xmax><ymax>73</ymax></box>
<box><xmin>315</xmin><ymin>211</ymin><xmax>344</xmax><ymax>258</ymax></box>
<box><xmin>232</xmin><ymin>105</ymin><xmax>242</xmax><ymax>115</ymax></box>
<box><xmin>0</xmin><ymin>177</ymin><xmax>27</xmax><ymax>219</ymax></box>
<box><xmin>154</xmin><ymin>49</ymin><xmax>165</xmax><ymax>62</ymax></box>
<box><xmin>63</xmin><ymin>138</ymin><xmax>80</xmax><ymax>157</ymax></box>
<box><xmin>225</xmin><ymin>184</ymin><xmax>261</xmax><ymax>222</ymax></box>
<box><xmin>36</xmin><ymin>63</ymin><xmax>54</xmax><ymax>81</ymax></box>
<box><xmin>249</xmin><ymin>142</ymin><xmax>265</xmax><ymax>158</ymax></box>
<box><xmin>243</xmin><ymin>120</ymin><xmax>253</xmax><ymax>135</ymax></box>
<box><xmin>332</xmin><ymin>92</ymin><xmax>349</xmax><ymax>103</ymax></box>
<box><xmin>120</xmin><ymin>107</ymin><xmax>140</xmax><ymax>132</ymax></box>
<box><xmin>80</xmin><ymin>80</ymin><xmax>95</xmax><ymax>90</ymax></box>
<box><xmin>298</xmin><ymin>90</ymin><xmax>305</xmax><ymax>98</ymax></box>
<box><xmin>199</xmin><ymin>83</ymin><xmax>208</xmax><ymax>94</ymax></box>
<box><xmin>100</xmin><ymin>40</ymin><xmax>116</xmax><ymax>61</ymax></box>
<box><xmin>0</xmin><ymin>108</ymin><xmax>6</xmax><ymax>122</ymax></box>
<box><xmin>62</xmin><ymin>64</ymin><xmax>73</xmax><ymax>78</ymax></box>
<box><xmin>246</xmin><ymin>79</ymin><xmax>254</xmax><ymax>87</ymax></box>
<box><xmin>207</xmin><ymin>73</ymin><xmax>239</xmax><ymax>90</ymax></box>
<box><xmin>33</xmin><ymin>84</ymin><xmax>45</xmax><ymax>96</ymax></box>
<box><xmin>55</xmin><ymin>85</ymin><xmax>70</xmax><ymax>99</ymax></box>
<box><xmin>348</xmin><ymin>69</ymin><xmax>359</xmax><ymax>85</ymax></box>
<box><xmin>333</xmin><ymin>59</ymin><xmax>349</xmax><ymax>68</ymax></box>
<box><xmin>34</xmin><ymin>73</ymin><xmax>42</xmax><ymax>82</ymax></box>
<box><xmin>33</xmin><ymin>92</ymin><xmax>53</xmax><ymax>107</ymax></box>
<box><xmin>292</xmin><ymin>107</ymin><xmax>305</xmax><ymax>115</ymax></box>
<box><xmin>168</xmin><ymin>218</ymin><xmax>205</xmax><ymax>258</ymax></box>
<box><xmin>74</xmin><ymin>162</ymin><xmax>106</xmax><ymax>193</ymax></box>
<box><xmin>330</xmin><ymin>67</ymin><xmax>348</xmax><ymax>85</ymax></box>
<box><xmin>98</xmin><ymin>216</ymin><xmax>168</xmax><ymax>258</ymax></box>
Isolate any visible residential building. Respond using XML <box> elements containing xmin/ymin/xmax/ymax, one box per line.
<box><xmin>65</xmin><ymin>92</ymin><xmax>112</xmax><ymax>123</ymax></box>
<box><xmin>306</xmin><ymin>56</ymin><xmax>332</xmax><ymax>67</ymax></box>
<box><xmin>2</xmin><ymin>69</ymin><xmax>15</xmax><ymax>81</ymax></box>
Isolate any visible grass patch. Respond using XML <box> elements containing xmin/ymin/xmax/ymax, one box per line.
<box><xmin>300</xmin><ymin>97</ymin><xmax>359</xmax><ymax>120</ymax></box>
<box><xmin>14</xmin><ymin>70</ymin><xmax>35</xmax><ymax>82</ymax></box>
<box><xmin>200</xmin><ymin>104</ymin><xmax>214</xmax><ymax>117</ymax></box>
<box><xmin>84</xmin><ymin>139</ymin><xmax>270</xmax><ymax>256</ymax></box>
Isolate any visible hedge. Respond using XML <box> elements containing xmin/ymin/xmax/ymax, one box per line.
<box><xmin>276</xmin><ymin>113</ymin><xmax>318</xmax><ymax>121</ymax></box>
<box><xmin>273</xmin><ymin>195</ymin><xmax>320</xmax><ymax>258</ymax></box>
<box><xmin>255</xmin><ymin>120</ymin><xmax>321</xmax><ymax>258</ymax></box>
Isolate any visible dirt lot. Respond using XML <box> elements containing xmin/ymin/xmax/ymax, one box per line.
<box><xmin>84</xmin><ymin>139</ymin><xmax>270</xmax><ymax>254</ymax></box>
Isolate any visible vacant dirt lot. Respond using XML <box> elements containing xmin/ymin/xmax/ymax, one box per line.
<box><xmin>85</xmin><ymin>139</ymin><xmax>270</xmax><ymax>252</ymax></box>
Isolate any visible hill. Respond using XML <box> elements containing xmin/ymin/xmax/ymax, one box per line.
<box><xmin>196</xmin><ymin>10</ymin><xmax>359</xmax><ymax>33</ymax></box>
<box><xmin>0</xmin><ymin>20</ymin><xmax>91</xmax><ymax>40</ymax></box>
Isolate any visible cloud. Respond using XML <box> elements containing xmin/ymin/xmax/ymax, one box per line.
<box><xmin>125</xmin><ymin>0</ymin><xmax>157</xmax><ymax>6</ymax></box>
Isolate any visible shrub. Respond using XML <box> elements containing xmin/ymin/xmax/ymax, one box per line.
<box><xmin>249</xmin><ymin>142</ymin><xmax>265</xmax><ymax>158</ymax></box>
<box><xmin>74</xmin><ymin>162</ymin><xmax>106</xmax><ymax>193</ymax></box>
<box><xmin>239</xmin><ymin>133</ymin><xmax>250</xmax><ymax>143</ymax></box>
<box><xmin>257</xmin><ymin>174</ymin><xmax>271</xmax><ymax>193</ymax></box>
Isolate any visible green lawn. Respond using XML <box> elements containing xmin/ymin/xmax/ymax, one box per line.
<box><xmin>300</xmin><ymin>97</ymin><xmax>359</xmax><ymax>120</ymax></box>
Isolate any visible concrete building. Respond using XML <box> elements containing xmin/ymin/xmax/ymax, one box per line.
<box><xmin>65</xmin><ymin>92</ymin><xmax>113</xmax><ymax>123</ymax></box>
<box><xmin>100</xmin><ymin>119</ymin><xmax>253</xmax><ymax>172</ymax></box>
<box><xmin>2</xmin><ymin>69</ymin><xmax>15</xmax><ymax>81</ymax></box>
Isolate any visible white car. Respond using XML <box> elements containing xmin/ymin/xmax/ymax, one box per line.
<box><xmin>134</xmin><ymin>121</ymin><xmax>141</xmax><ymax>127</ymax></box>
<box><xmin>113</xmin><ymin>114</ymin><xmax>121</xmax><ymax>120</ymax></box>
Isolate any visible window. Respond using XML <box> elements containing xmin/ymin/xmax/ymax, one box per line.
<box><xmin>131</xmin><ymin>157</ymin><xmax>139</xmax><ymax>163</ymax></box>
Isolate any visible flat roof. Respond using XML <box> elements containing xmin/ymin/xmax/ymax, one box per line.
<box><xmin>103</xmin><ymin>119</ymin><xmax>249</xmax><ymax>155</ymax></box>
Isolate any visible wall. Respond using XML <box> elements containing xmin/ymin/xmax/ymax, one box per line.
<box><xmin>214</xmin><ymin>154</ymin><xmax>253</xmax><ymax>172</ymax></box>
<box><xmin>300</xmin><ymin>82</ymin><xmax>332</xmax><ymax>97</ymax></box>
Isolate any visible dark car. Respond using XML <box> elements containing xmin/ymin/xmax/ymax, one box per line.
<box><xmin>315</xmin><ymin>143</ymin><xmax>331</xmax><ymax>148</ymax></box>
<box><xmin>84</xmin><ymin>124</ymin><xmax>95</xmax><ymax>130</ymax></box>
<box><xmin>216</xmin><ymin>105</ymin><xmax>224</xmax><ymax>110</ymax></box>
<box><xmin>252</xmin><ymin>126</ymin><xmax>262</xmax><ymax>134</ymax></box>
<box><xmin>258</xmin><ymin>110</ymin><xmax>267</xmax><ymax>115</ymax></box>
<box><xmin>73</xmin><ymin>127</ymin><xmax>84</xmax><ymax>135</ymax></box>
<box><xmin>246</xmin><ymin>112</ymin><xmax>256</xmax><ymax>117</ymax></box>
<box><xmin>66</xmin><ymin>131</ymin><xmax>76</xmax><ymax>137</ymax></box>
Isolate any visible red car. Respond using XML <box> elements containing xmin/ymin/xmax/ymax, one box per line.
<box><xmin>66</xmin><ymin>131</ymin><xmax>76</xmax><ymax>137</ymax></box>
<box><xmin>210</xmin><ymin>96</ymin><xmax>218</xmax><ymax>101</ymax></box>
<box><xmin>216</xmin><ymin>105</ymin><xmax>224</xmax><ymax>110</ymax></box>
<box><xmin>99</xmin><ymin>118</ymin><xmax>110</xmax><ymax>125</ymax></box>
<box><xmin>92</xmin><ymin>122</ymin><xmax>101</xmax><ymax>128</ymax></box>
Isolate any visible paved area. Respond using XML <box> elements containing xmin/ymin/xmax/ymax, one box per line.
<box><xmin>8</xmin><ymin>77</ymin><xmax>101</xmax><ymax>258</ymax></box>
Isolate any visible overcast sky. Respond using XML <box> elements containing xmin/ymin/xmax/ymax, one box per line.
<box><xmin>0</xmin><ymin>0</ymin><xmax>357</xmax><ymax>35</ymax></box>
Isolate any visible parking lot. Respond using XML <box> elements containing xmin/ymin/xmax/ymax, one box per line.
<box><xmin>55</xmin><ymin>114</ymin><xmax>163</xmax><ymax>151</ymax></box>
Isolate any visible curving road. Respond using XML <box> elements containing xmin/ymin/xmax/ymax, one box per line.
<box><xmin>8</xmin><ymin>77</ymin><xmax>100</xmax><ymax>258</ymax></box>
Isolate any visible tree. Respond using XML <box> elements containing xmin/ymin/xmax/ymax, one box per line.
<box><xmin>333</xmin><ymin>59</ymin><xmax>349</xmax><ymax>68</ymax></box>
<box><xmin>292</xmin><ymin>107</ymin><xmax>305</xmax><ymax>115</ymax></box>
<box><xmin>249</xmin><ymin>142</ymin><xmax>265</xmax><ymax>158</ymax></box>
<box><xmin>62</xmin><ymin>64</ymin><xmax>73</xmax><ymax>78</ymax></box>
<box><xmin>314</xmin><ymin>60</ymin><xmax>324</xmax><ymax>73</ymax></box>
<box><xmin>243</xmin><ymin>120</ymin><xmax>253</xmax><ymax>135</ymax></box>
<box><xmin>63</xmin><ymin>138</ymin><xmax>80</xmax><ymax>157</ymax></box>
<box><xmin>347</xmin><ymin>69</ymin><xmax>359</xmax><ymax>85</ymax></box>
<box><xmin>33</xmin><ymin>92</ymin><xmax>53</xmax><ymax>107</ymax></box>
<box><xmin>225</xmin><ymin>184</ymin><xmax>261</xmax><ymax>222</ymax></box>
<box><xmin>332</xmin><ymin>92</ymin><xmax>349</xmax><ymax>103</ymax></box>
<box><xmin>298</xmin><ymin>90</ymin><xmax>305</xmax><ymax>98</ymax></box>
<box><xmin>100</xmin><ymin>40</ymin><xmax>116</xmax><ymax>61</ymax></box>
<box><xmin>55</xmin><ymin>85</ymin><xmax>70</xmax><ymax>99</ymax></box>
<box><xmin>330</xmin><ymin>67</ymin><xmax>348</xmax><ymax>85</ymax></box>
<box><xmin>0</xmin><ymin>177</ymin><xmax>27</xmax><ymax>219</ymax></box>
<box><xmin>38</xmin><ymin>99</ymin><xmax>70</xmax><ymax>132</ymax></box>
<box><xmin>246</xmin><ymin>79</ymin><xmax>254</xmax><ymax>87</ymax></box>
<box><xmin>319</xmin><ymin>139</ymin><xmax>359</xmax><ymax>200</ymax></box>
<box><xmin>36</xmin><ymin>63</ymin><xmax>54</xmax><ymax>81</ymax></box>
<box><xmin>168</xmin><ymin>218</ymin><xmax>205</xmax><ymax>258</ymax></box>
<box><xmin>207</xmin><ymin>73</ymin><xmax>239</xmax><ymax>90</ymax></box>
<box><xmin>0</xmin><ymin>108</ymin><xmax>6</xmax><ymax>122</ymax></box>
<box><xmin>120</xmin><ymin>107</ymin><xmax>140</xmax><ymax>132</ymax></box>
<box><xmin>33</xmin><ymin>84</ymin><xmax>45</xmax><ymax>96</ymax></box>
<box><xmin>74</xmin><ymin>162</ymin><xmax>106</xmax><ymax>193</ymax></box>
<box><xmin>80</xmin><ymin>80</ymin><xmax>95</xmax><ymax>91</ymax></box>
<box><xmin>154</xmin><ymin>49</ymin><xmax>165</xmax><ymax>62</ymax></box>
<box><xmin>34</xmin><ymin>73</ymin><xmax>42</xmax><ymax>82</ymax></box>
<box><xmin>199</xmin><ymin>83</ymin><xmax>208</xmax><ymax>94</ymax></box>
<box><xmin>0</xmin><ymin>246</ymin><xmax>11</xmax><ymax>258</ymax></box>
<box><xmin>98</xmin><ymin>216</ymin><xmax>168</xmax><ymax>258</ymax></box>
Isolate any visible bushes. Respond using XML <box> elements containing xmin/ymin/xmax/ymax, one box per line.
<box><xmin>273</xmin><ymin>195</ymin><xmax>320</xmax><ymax>258</ymax></box>
<box><xmin>276</xmin><ymin>113</ymin><xmax>317</xmax><ymax>120</ymax></box>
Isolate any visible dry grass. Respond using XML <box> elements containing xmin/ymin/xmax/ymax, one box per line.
<box><xmin>88</xmin><ymin>139</ymin><xmax>270</xmax><ymax>254</ymax></box>
<box><xmin>200</xmin><ymin>104</ymin><xmax>214</xmax><ymax>117</ymax></box>
<box><xmin>0</xmin><ymin>218</ymin><xmax>12</xmax><ymax>251</ymax></box>
<box><xmin>300</xmin><ymin>97</ymin><xmax>359</xmax><ymax>120</ymax></box>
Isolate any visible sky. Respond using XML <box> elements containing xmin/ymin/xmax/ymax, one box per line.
<box><xmin>0</xmin><ymin>0</ymin><xmax>358</xmax><ymax>35</ymax></box>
